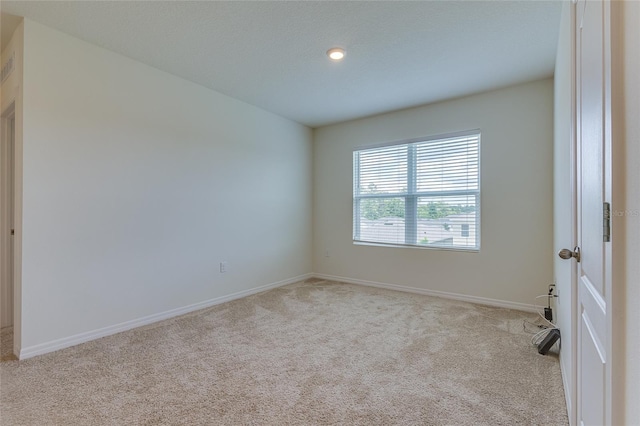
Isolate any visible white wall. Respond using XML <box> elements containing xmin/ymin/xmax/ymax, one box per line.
<box><xmin>314</xmin><ymin>79</ymin><xmax>554</xmax><ymax>307</ymax></box>
<box><xmin>19</xmin><ymin>20</ymin><xmax>312</xmax><ymax>354</ymax></box>
<box><xmin>552</xmin><ymin>1</ymin><xmax>575</xmax><ymax>422</ymax></box>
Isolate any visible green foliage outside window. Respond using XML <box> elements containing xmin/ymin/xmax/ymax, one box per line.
<box><xmin>359</xmin><ymin>184</ymin><xmax>474</xmax><ymax>220</ymax></box>
<box><xmin>361</xmin><ymin>198</ymin><xmax>404</xmax><ymax>220</ymax></box>
<box><xmin>417</xmin><ymin>202</ymin><xmax>475</xmax><ymax>220</ymax></box>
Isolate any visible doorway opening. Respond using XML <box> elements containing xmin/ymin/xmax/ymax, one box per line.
<box><xmin>1</xmin><ymin>102</ymin><xmax>16</xmax><ymax>361</ymax></box>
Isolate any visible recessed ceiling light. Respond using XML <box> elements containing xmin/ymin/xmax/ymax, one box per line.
<box><xmin>327</xmin><ymin>48</ymin><xmax>346</xmax><ymax>61</ymax></box>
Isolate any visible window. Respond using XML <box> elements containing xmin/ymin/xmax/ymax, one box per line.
<box><xmin>353</xmin><ymin>131</ymin><xmax>480</xmax><ymax>250</ymax></box>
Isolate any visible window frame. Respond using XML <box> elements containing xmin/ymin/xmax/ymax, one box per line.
<box><xmin>353</xmin><ymin>130</ymin><xmax>481</xmax><ymax>252</ymax></box>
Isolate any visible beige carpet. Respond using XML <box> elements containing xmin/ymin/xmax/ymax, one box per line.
<box><xmin>0</xmin><ymin>326</ymin><xmax>17</xmax><ymax>362</ymax></box>
<box><xmin>0</xmin><ymin>279</ymin><xmax>567</xmax><ymax>425</ymax></box>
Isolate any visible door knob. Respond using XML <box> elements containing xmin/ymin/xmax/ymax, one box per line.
<box><xmin>558</xmin><ymin>246</ymin><xmax>580</xmax><ymax>262</ymax></box>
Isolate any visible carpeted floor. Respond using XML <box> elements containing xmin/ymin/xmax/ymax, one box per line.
<box><xmin>0</xmin><ymin>326</ymin><xmax>17</xmax><ymax>362</ymax></box>
<box><xmin>0</xmin><ymin>278</ymin><xmax>568</xmax><ymax>425</ymax></box>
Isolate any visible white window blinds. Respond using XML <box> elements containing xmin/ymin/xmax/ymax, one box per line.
<box><xmin>353</xmin><ymin>131</ymin><xmax>480</xmax><ymax>250</ymax></box>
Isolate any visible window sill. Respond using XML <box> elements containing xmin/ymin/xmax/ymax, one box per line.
<box><xmin>353</xmin><ymin>241</ymin><xmax>480</xmax><ymax>253</ymax></box>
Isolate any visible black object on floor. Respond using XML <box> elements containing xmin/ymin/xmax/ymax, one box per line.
<box><xmin>538</xmin><ymin>329</ymin><xmax>561</xmax><ymax>355</ymax></box>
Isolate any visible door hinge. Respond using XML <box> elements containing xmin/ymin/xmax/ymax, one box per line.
<box><xmin>603</xmin><ymin>202</ymin><xmax>611</xmax><ymax>242</ymax></box>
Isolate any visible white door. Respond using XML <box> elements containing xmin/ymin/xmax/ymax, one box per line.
<box><xmin>572</xmin><ymin>0</ymin><xmax>612</xmax><ymax>424</ymax></box>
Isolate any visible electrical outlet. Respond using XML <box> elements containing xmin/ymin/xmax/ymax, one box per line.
<box><xmin>220</xmin><ymin>261</ymin><xmax>227</xmax><ymax>273</ymax></box>
<box><xmin>324</xmin><ymin>249</ymin><xmax>330</xmax><ymax>258</ymax></box>
<box><xmin>549</xmin><ymin>282</ymin><xmax>558</xmax><ymax>301</ymax></box>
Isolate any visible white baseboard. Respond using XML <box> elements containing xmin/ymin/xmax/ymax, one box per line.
<box><xmin>18</xmin><ymin>272</ymin><xmax>536</xmax><ymax>359</ymax></box>
<box><xmin>19</xmin><ymin>273</ymin><xmax>313</xmax><ymax>360</ymax></box>
<box><xmin>312</xmin><ymin>273</ymin><xmax>538</xmax><ymax>313</ymax></box>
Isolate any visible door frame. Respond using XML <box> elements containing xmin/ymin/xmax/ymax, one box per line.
<box><xmin>1</xmin><ymin>101</ymin><xmax>16</xmax><ymax>334</ymax></box>
<box><xmin>607</xmin><ymin>1</ymin><xmax>626</xmax><ymax>422</ymax></box>
<box><xmin>567</xmin><ymin>2</ymin><xmax>578</xmax><ymax>424</ymax></box>
<box><xmin>555</xmin><ymin>2</ymin><xmax>579</xmax><ymax>423</ymax></box>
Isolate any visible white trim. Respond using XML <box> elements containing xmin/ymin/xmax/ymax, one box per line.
<box><xmin>352</xmin><ymin>132</ymin><xmax>481</xmax><ymax>251</ymax></box>
<box><xmin>353</xmin><ymin>241</ymin><xmax>480</xmax><ymax>253</ymax></box>
<box><xmin>18</xmin><ymin>270</ymin><xmax>540</xmax><ymax>360</ymax></box>
<box><xmin>560</xmin><ymin>351</ymin><xmax>574</xmax><ymax>426</ymax></box>
<box><xmin>18</xmin><ymin>273</ymin><xmax>313</xmax><ymax>360</ymax></box>
<box><xmin>312</xmin><ymin>273</ymin><xmax>538</xmax><ymax>313</ymax></box>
